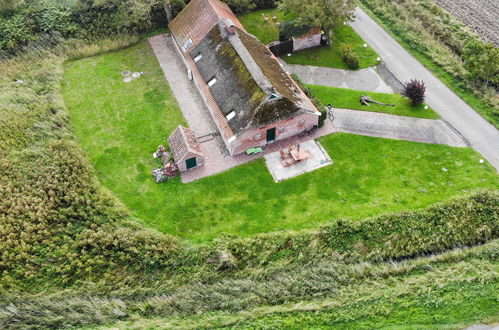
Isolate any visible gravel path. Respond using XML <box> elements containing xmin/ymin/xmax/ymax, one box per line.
<box><xmin>284</xmin><ymin>63</ymin><xmax>394</xmax><ymax>93</ymax></box>
<box><xmin>435</xmin><ymin>0</ymin><xmax>499</xmax><ymax>46</ymax></box>
<box><xmin>351</xmin><ymin>7</ymin><xmax>499</xmax><ymax>171</ymax></box>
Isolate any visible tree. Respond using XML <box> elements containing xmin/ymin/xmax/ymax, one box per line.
<box><xmin>463</xmin><ymin>40</ymin><xmax>499</xmax><ymax>87</ymax></box>
<box><xmin>402</xmin><ymin>79</ymin><xmax>426</xmax><ymax>106</ymax></box>
<box><xmin>278</xmin><ymin>0</ymin><xmax>356</xmax><ymax>46</ymax></box>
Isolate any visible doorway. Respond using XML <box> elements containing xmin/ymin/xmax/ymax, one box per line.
<box><xmin>266</xmin><ymin>127</ymin><xmax>276</xmax><ymax>142</ymax></box>
<box><xmin>186</xmin><ymin>157</ymin><xmax>197</xmax><ymax>169</ymax></box>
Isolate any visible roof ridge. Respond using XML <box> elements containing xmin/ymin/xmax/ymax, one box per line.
<box><xmin>228</xmin><ymin>26</ymin><xmax>274</xmax><ymax>96</ymax></box>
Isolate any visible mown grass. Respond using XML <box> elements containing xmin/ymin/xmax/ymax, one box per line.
<box><xmin>239</xmin><ymin>9</ymin><xmax>379</xmax><ymax>69</ymax></box>
<box><xmin>238</xmin><ymin>9</ymin><xmax>287</xmax><ymax>45</ymax></box>
<box><xmin>62</xmin><ymin>42</ymin><xmax>498</xmax><ymax>243</ymax></box>
<box><xmin>358</xmin><ymin>0</ymin><xmax>498</xmax><ymax>128</ymax></box>
<box><xmin>308</xmin><ymin>84</ymin><xmax>439</xmax><ymax>119</ymax></box>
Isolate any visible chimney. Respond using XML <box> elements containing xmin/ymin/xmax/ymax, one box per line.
<box><xmin>225</xmin><ymin>19</ymin><xmax>236</xmax><ymax>34</ymax></box>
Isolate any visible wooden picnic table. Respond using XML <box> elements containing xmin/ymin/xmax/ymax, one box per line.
<box><xmin>289</xmin><ymin>144</ymin><xmax>308</xmax><ymax>161</ymax></box>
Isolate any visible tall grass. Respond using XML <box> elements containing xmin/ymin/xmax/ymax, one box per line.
<box><xmin>1</xmin><ymin>239</ymin><xmax>497</xmax><ymax>329</ymax></box>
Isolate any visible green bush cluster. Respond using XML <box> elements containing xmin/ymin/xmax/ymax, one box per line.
<box><xmin>0</xmin><ymin>0</ymin><xmax>280</xmax><ymax>56</ymax></box>
<box><xmin>358</xmin><ymin>0</ymin><xmax>498</xmax><ymax>127</ymax></box>
<box><xmin>1</xmin><ymin>239</ymin><xmax>497</xmax><ymax>329</ymax></box>
<box><xmin>0</xmin><ymin>0</ymin><xmax>166</xmax><ymax>57</ymax></box>
<box><xmin>339</xmin><ymin>43</ymin><xmax>359</xmax><ymax>69</ymax></box>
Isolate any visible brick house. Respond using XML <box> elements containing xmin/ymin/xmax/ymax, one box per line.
<box><xmin>292</xmin><ymin>27</ymin><xmax>323</xmax><ymax>52</ymax></box>
<box><xmin>169</xmin><ymin>0</ymin><xmax>321</xmax><ymax>156</ymax></box>
<box><xmin>168</xmin><ymin>125</ymin><xmax>205</xmax><ymax>172</ymax></box>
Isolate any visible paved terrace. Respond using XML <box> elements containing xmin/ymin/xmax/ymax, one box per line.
<box><xmin>283</xmin><ymin>63</ymin><xmax>394</xmax><ymax>93</ymax></box>
<box><xmin>150</xmin><ymin>34</ymin><xmax>468</xmax><ymax>183</ymax></box>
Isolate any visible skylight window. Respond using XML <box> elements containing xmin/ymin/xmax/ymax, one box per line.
<box><xmin>194</xmin><ymin>53</ymin><xmax>202</xmax><ymax>62</ymax></box>
<box><xmin>207</xmin><ymin>77</ymin><xmax>217</xmax><ymax>87</ymax></box>
<box><xmin>226</xmin><ymin>111</ymin><xmax>236</xmax><ymax>121</ymax></box>
<box><xmin>182</xmin><ymin>39</ymin><xmax>193</xmax><ymax>52</ymax></box>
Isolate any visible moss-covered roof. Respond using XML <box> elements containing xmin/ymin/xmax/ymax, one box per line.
<box><xmin>191</xmin><ymin>21</ymin><xmax>316</xmax><ymax>134</ymax></box>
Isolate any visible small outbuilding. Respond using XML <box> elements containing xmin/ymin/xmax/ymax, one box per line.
<box><xmin>168</xmin><ymin>125</ymin><xmax>204</xmax><ymax>172</ymax></box>
<box><xmin>292</xmin><ymin>27</ymin><xmax>322</xmax><ymax>52</ymax></box>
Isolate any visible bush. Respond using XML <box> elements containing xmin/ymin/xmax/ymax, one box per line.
<box><xmin>339</xmin><ymin>43</ymin><xmax>359</xmax><ymax>69</ymax></box>
<box><xmin>463</xmin><ymin>40</ymin><xmax>499</xmax><ymax>87</ymax></box>
<box><xmin>402</xmin><ymin>79</ymin><xmax>426</xmax><ymax>105</ymax></box>
<box><xmin>279</xmin><ymin>20</ymin><xmax>311</xmax><ymax>41</ymax></box>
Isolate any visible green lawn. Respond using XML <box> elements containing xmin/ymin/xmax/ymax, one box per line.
<box><xmin>308</xmin><ymin>85</ymin><xmax>439</xmax><ymax>119</ymax></box>
<box><xmin>285</xmin><ymin>25</ymin><xmax>379</xmax><ymax>69</ymax></box>
<box><xmin>63</xmin><ymin>39</ymin><xmax>498</xmax><ymax>243</ymax></box>
<box><xmin>239</xmin><ymin>9</ymin><xmax>379</xmax><ymax>69</ymax></box>
<box><xmin>238</xmin><ymin>9</ymin><xmax>287</xmax><ymax>45</ymax></box>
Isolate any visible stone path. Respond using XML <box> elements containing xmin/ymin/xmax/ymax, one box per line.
<box><xmin>331</xmin><ymin>108</ymin><xmax>467</xmax><ymax>147</ymax></box>
<box><xmin>283</xmin><ymin>63</ymin><xmax>394</xmax><ymax>93</ymax></box>
<box><xmin>351</xmin><ymin>7</ymin><xmax>499</xmax><ymax>171</ymax></box>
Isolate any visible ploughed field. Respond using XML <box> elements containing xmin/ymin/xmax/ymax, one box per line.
<box><xmin>435</xmin><ymin>0</ymin><xmax>499</xmax><ymax>46</ymax></box>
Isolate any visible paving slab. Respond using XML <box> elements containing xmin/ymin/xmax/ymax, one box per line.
<box><xmin>331</xmin><ymin>108</ymin><xmax>467</xmax><ymax>147</ymax></box>
<box><xmin>283</xmin><ymin>63</ymin><xmax>394</xmax><ymax>93</ymax></box>
<box><xmin>264</xmin><ymin>140</ymin><xmax>333</xmax><ymax>182</ymax></box>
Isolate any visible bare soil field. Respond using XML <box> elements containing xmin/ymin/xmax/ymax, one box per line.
<box><xmin>436</xmin><ymin>0</ymin><xmax>499</xmax><ymax>46</ymax></box>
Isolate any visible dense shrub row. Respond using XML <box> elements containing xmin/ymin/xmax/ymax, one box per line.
<box><xmin>0</xmin><ymin>39</ymin><xmax>186</xmax><ymax>290</ymax></box>
<box><xmin>0</xmin><ymin>0</ymin><xmax>279</xmax><ymax>57</ymax></box>
<box><xmin>358</xmin><ymin>0</ymin><xmax>498</xmax><ymax>127</ymax></box>
<box><xmin>216</xmin><ymin>190</ymin><xmax>499</xmax><ymax>269</ymax></box>
<box><xmin>1</xmin><ymin>239</ymin><xmax>497</xmax><ymax>329</ymax></box>
<box><xmin>0</xmin><ymin>0</ymin><xmax>167</xmax><ymax>57</ymax></box>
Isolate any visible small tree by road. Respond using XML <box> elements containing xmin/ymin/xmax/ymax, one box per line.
<box><xmin>403</xmin><ymin>79</ymin><xmax>426</xmax><ymax>106</ymax></box>
<box><xmin>278</xmin><ymin>0</ymin><xmax>356</xmax><ymax>46</ymax></box>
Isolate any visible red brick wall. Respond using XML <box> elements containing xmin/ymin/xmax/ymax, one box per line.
<box><xmin>177</xmin><ymin>152</ymin><xmax>205</xmax><ymax>172</ymax></box>
<box><xmin>230</xmin><ymin>111</ymin><xmax>319</xmax><ymax>155</ymax></box>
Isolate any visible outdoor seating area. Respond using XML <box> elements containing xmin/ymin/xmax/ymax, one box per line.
<box><xmin>265</xmin><ymin>139</ymin><xmax>333</xmax><ymax>182</ymax></box>
<box><xmin>279</xmin><ymin>144</ymin><xmax>311</xmax><ymax>167</ymax></box>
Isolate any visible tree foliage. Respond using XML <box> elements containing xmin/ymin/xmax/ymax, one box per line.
<box><xmin>463</xmin><ymin>40</ymin><xmax>499</xmax><ymax>87</ymax></box>
<box><xmin>403</xmin><ymin>79</ymin><xmax>426</xmax><ymax>105</ymax></box>
<box><xmin>278</xmin><ymin>0</ymin><xmax>356</xmax><ymax>44</ymax></box>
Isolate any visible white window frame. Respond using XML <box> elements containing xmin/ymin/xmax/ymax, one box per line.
<box><xmin>182</xmin><ymin>39</ymin><xmax>193</xmax><ymax>52</ymax></box>
<box><xmin>226</xmin><ymin>111</ymin><xmax>236</xmax><ymax>121</ymax></box>
<box><xmin>208</xmin><ymin>77</ymin><xmax>217</xmax><ymax>87</ymax></box>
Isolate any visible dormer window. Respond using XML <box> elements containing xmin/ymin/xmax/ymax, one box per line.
<box><xmin>194</xmin><ymin>53</ymin><xmax>202</xmax><ymax>62</ymax></box>
<box><xmin>226</xmin><ymin>110</ymin><xmax>236</xmax><ymax>121</ymax></box>
<box><xmin>207</xmin><ymin>77</ymin><xmax>217</xmax><ymax>87</ymax></box>
<box><xmin>182</xmin><ymin>39</ymin><xmax>193</xmax><ymax>52</ymax></box>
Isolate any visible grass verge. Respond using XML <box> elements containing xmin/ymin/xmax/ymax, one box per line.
<box><xmin>308</xmin><ymin>84</ymin><xmax>439</xmax><ymax>119</ymax></box>
<box><xmin>358</xmin><ymin>1</ymin><xmax>498</xmax><ymax>128</ymax></box>
<box><xmin>239</xmin><ymin>9</ymin><xmax>379</xmax><ymax>69</ymax></box>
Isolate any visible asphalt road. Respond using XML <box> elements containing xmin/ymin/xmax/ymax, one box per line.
<box><xmin>351</xmin><ymin>7</ymin><xmax>499</xmax><ymax>171</ymax></box>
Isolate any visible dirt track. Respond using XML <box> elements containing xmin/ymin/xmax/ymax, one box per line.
<box><xmin>435</xmin><ymin>0</ymin><xmax>499</xmax><ymax>46</ymax></box>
